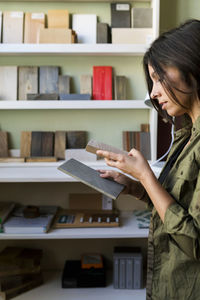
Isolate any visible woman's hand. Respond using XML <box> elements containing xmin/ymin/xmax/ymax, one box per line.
<box><xmin>96</xmin><ymin>148</ymin><xmax>152</xmax><ymax>183</ymax></box>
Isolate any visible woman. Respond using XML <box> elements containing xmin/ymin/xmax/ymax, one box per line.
<box><xmin>97</xmin><ymin>20</ymin><xmax>200</xmax><ymax>299</ymax></box>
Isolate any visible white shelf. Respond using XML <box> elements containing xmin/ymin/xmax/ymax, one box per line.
<box><xmin>0</xmin><ymin>212</ymin><xmax>149</xmax><ymax>239</ymax></box>
<box><xmin>0</xmin><ymin>44</ymin><xmax>148</xmax><ymax>56</ymax></box>
<box><xmin>14</xmin><ymin>271</ymin><xmax>146</xmax><ymax>300</ymax></box>
<box><xmin>0</xmin><ymin>100</ymin><xmax>149</xmax><ymax>110</ymax></box>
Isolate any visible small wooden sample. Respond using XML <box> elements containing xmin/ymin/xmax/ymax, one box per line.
<box><xmin>114</xmin><ymin>76</ymin><xmax>127</xmax><ymax>100</ymax></box>
<box><xmin>53</xmin><ymin>209</ymin><xmax>120</xmax><ymax>228</ymax></box>
<box><xmin>48</xmin><ymin>10</ymin><xmax>69</xmax><ymax>28</ymax></box>
<box><xmin>39</xmin><ymin>28</ymin><xmax>73</xmax><ymax>44</ymax></box>
<box><xmin>72</xmin><ymin>14</ymin><xmax>97</xmax><ymax>44</ymax></box>
<box><xmin>18</xmin><ymin>67</ymin><xmax>38</xmax><ymax>100</ymax></box>
<box><xmin>60</xmin><ymin>94</ymin><xmax>91</xmax><ymax>100</ymax></box>
<box><xmin>54</xmin><ymin>131</ymin><xmax>66</xmax><ymax>160</ymax></box>
<box><xmin>42</xmin><ymin>132</ymin><xmax>54</xmax><ymax>156</ymax></box>
<box><xmin>0</xmin><ymin>12</ymin><xmax>2</xmax><ymax>42</ymax></box>
<box><xmin>0</xmin><ymin>157</ymin><xmax>25</xmax><ymax>163</ymax></box>
<box><xmin>86</xmin><ymin>139</ymin><xmax>128</xmax><ymax>155</ymax></box>
<box><xmin>112</xmin><ymin>28</ymin><xmax>153</xmax><ymax>44</ymax></box>
<box><xmin>20</xmin><ymin>131</ymin><xmax>32</xmax><ymax>158</ymax></box>
<box><xmin>27</xmin><ymin>93</ymin><xmax>59</xmax><ymax>100</ymax></box>
<box><xmin>0</xmin><ymin>132</ymin><xmax>8</xmax><ymax>158</ymax></box>
<box><xmin>67</xmin><ymin>131</ymin><xmax>87</xmax><ymax>149</ymax></box>
<box><xmin>24</xmin><ymin>12</ymin><xmax>45</xmax><ymax>43</ymax></box>
<box><xmin>3</xmin><ymin>11</ymin><xmax>24</xmax><ymax>43</ymax></box>
<box><xmin>140</xmin><ymin>123</ymin><xmax>150</xmax><ymax>132</ymax></box>
<box><xmin>80</xmin><ymin>75</ymin><xmax>92</xmax><ymax>95</ymax></box>
<box><xmin>39</xmin><ymin>66</ymin><xmax>59</xmax><ymax>94</ymax></box>
<box><xmin>97</xmin><ymin>23</ymin><xmax>111</xmax><ymax>43</ymax></box>
<box><xmin>132</xmin><ymin>8</ymin><xmax>152</xmax><ymax>28</ymax></box>
<box><xmin>0</xmin><ymin>66</ymin><xmax>17</xmax><ymax>100</ymax></box>
<box><xmin>58</xmin><ymin>159</ymin><xmax>125</xmax><ymax>199</ymax></box>
<box><xmin>93</xmin><ymin>66</ymin><xmax>113</xmax><ymax>100</ymax></box>
<box><xmin>111</xmin><ymin>3</ymin><xmax>131</xmax><ymax>28</ymax></box>
<box><xmin>26</xmin><ymin>157</ymin><xmax>57</xmax><ymax>162</ymax></box>
<box><xmin>31</xmin><ymin>131</ymin><xmax>42</xmax><ymax>157</ymax></box>
<box><xmin>140</xmin><ymin>131</ymin><xmax>151</xmax><ymax>160</ymax></box>
<box><xmin>58</xmin><ymin>75</ymin><xmax>70</xmax><ymax>94</ymax></box>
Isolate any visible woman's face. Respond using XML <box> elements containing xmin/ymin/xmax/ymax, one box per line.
<box><xmin>148</xmin><ymin>64</ymin><xmax>196</xmax><ymax>119</ymax></box>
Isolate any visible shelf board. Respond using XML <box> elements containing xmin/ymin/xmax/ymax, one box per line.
<box><xmin>13</xmin><ymin>271</ymin><xmax>146</xmax><ymax>300</ymax></box>
<box><xmin>0</xmin><ymin>100</ymin><xmax>149</xmax><ymax>110</ymax></box>
<box><xmin>0</xmin><ymin>212</ymin><xmax>149</xmax><ymax>239</ymax></box>
<box><xmin>0</xmin><ymin>44</ymin><xmax>147</xmax><ymax>56</ymax></box>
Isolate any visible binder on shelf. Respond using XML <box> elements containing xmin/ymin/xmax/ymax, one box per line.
<box><xmin>39</xmin><ymin>28</ymin><xmax>74</xmax><ymax>44</ymax></box>
<box><xmin>92</xmin><ymin>66</ymin><xmax>113</xmax><ymax>100</ymax></box>
<box><xmin>39</xmin><ymin>66</ymin><xmax>59</xmax><ymax>94</ymax></box>
<box><xmin>111</xmin><ymin>3</ymin><xmax>131</xmax><ymax>28</ymax></box>
<box><xmin>0</xmin><ymin>132</ymin><xmax>9</xmax><ymax>158</ymax></box>
<box><xmin>132</xmin><ymin>7</ymin><xmax>152</xmax><ymax>28</ymax></box>
<box><xmin>48</xmin><ymin>10</ymin><xmax>69</xmax><ymax>29</ymax></box>
<box><xmin>24</xmin><ymin>12</ymin><xmax>45</xmax><ymax>43</ymax></box>
<box><xmin>112</xmin><ymin>28</ymin><xmax>153</xmax><ymax>45</ymax></box>
<box><xmin>3</xmin><ymin>11</ymin><xmax>24</xmax><ymax>43</ymax></box>
<box><xmin>18</xmin><ymin>67</ymin><xmax>38</xmax><ymax>100</ymax></box>
<box><xmin>119</xmin><ymin>259</ymin><xmax>126</xmax><ymax>289</ymax></box>
<box><xmin>72</xmin><ymin>14</ymin><xmax>97</xmax><ymax>44</ymax></box>
<box><xmin>0</xmin><ymin>66</ymin><xmax>17</xmax><ymax>100</ymax></box>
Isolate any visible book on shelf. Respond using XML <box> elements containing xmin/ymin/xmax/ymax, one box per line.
<box><xmin>0</xmin><ymin>202</ymin><xmax>15</xmax><ymax>232</ymax></box>
<box><xmin>58</xmin><ymin>158</ymin><xmax>125</xmax><ymax>200</ymax></box>
<box><xmin>3</xmin><ymin>205</ymin><xmax>58</xmax><ymax>234</ymax></box>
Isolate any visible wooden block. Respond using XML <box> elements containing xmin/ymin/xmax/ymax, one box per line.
<box><xmin>48</xmin><ymin>10</ymin><xmax>69</xmax><ymax>28</ymax></box>
<box><xmin>20</xmin><ymin>131</ymin><xmax>31</xmax><ymax>158</ymax></box>
<box><xmin>0</xmin><ymin>132</ymin><xmax>8</xmax><ymax>158</ymax></box>
<box><xmin>26</xmin><ymin>157</ymin><xmax>57</xmax><ymax>162</ymax></box>
<box><xmin>140</xmin><ymin>131</ymin><xmax>151</xmax><ymax>160</ymax></box>
<box><xmin>69</xmin><ymin>194</ymin><xmax>103</xmax><ymax>210</ymax></box>
<box><xmin>114</xmin><ymin>76</ymin><xmax>126</xmax><ymax>100</ymax></box>
<box><xmin>31</xmin><ymin>132</ymin><xmax>42</xmax><ymax>157</ymax></box>
<box><xmin>39</xmin><ymin>66</ymin><xmax>59</xmax><ymax>94</ymax></box>
<box><xmin>141</xmin><ymin>123</ymin><xmax>150</xmax><ymax>132</ymax></box>
<box><xmin>42</xmin><ymin>132</ymin><xmax>54</xmax><ymax>156</ymax></box>
<box><xmin>24</xmin><ymin>12</ymin><xmax>45</xmax><ymax>43</ymax></box>
<box><xmin>0</xmin><ymin>157</ymin><xmax>25</xmax><ymax>163</ymax></box>
<box><xmin>54</xmin><ymin>131</ymin><xmax>66</xmax><ymax>160</ymax></box>
<box><xmin>39</xmin><ymin>28</ymin><xmax>73</xmax><ymax>44</ymax></box>
<box><xmin>132</xmin><ymin>8</ymin><xmax>152</xmax><ymax>28</ymax></box>
<box><xmin>97</xmin><ymin>23</ymin><xmax>111</xmax><ymax>44</ymax></box>
<box><xmin>93</xmin><ymin>66</ymin><xmax>112</xmax><ymax>100</ymax></box>
<box><xmin>111</xmin><ymin>3</ymin><xmax>131</xmax><ymax>28</ymax></box>
<box><xmin>112</xmin><ymin>28</ymin><xmax>153</xmax><ymax>44</ymax></box>
<box><xmin>18</xmin><ymin>67</ymin><xmax>38</xmax><ymax>100</ymax></box>
<box><xmin>0</xmin><ymin>67</ymin><xmax>17</xmax><ymax>100</ymax></box>
<box><xmin>67</xmin><ymin>131</ymin><xmax>87</xmax><ymax>149</ymax></box>
<box><xmin>58</xmin><ymin>75</ymin><xmax>70</xmax><ymax>94</ymax></box>
<box><xmin>86</xmin><ymin>139</ymin><xmax>127</xmax><ymax>155</ymax></box>
<box><xmin>3</xmin><ymin>11</ymin><xmax>24</xmax><ymax>43</ymax></box>
<box><xmin>80</xmin><ymin>75</ymin><xmax>92</xmax><ymax>95</ymax></box>
<box><xmin>72</xmin><ymin>14</ymin><xmax>97</xmax><ymax>44</ymax></box>
<box><xmin>27</xmin><ymin>93</ymin><xmax>58</xmax><ymax>100</ymax></box>
<box><xmin>60</xmin><ymin>94</ymin><xmax>91</xmax><ymax>100</ymax></box>
<box><xmin>0</xmin><ymin>12</ymin><xmax>2</xmax><ymax>42</ymax></box>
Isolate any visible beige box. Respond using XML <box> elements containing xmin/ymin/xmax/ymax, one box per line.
<box><xmin>39</xmin><ymin>28</ymin><xmax>73</xmax><ymax>44</ymax></box>
<box><xmin>48</xmin><ymin>10</ymin><xmax>69</xmax><ymax>28</ymax></box>
<box><xmin>3</xmin><ymin>11</ymin><xmax>24</xmax><ymax>43</ymax></box>
<box><xmin>24</xmin><ymin>12</ymin><xmax>45</xmax><ymax>43</ymax></box>
<box><xmin>112</xmin><ymin>28</ymin><xmax>153</xmax><ymax>44</ymax></box>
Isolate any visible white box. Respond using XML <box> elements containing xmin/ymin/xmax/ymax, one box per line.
<box><xmin>72</xmin><ymin>14</ymin><xmax>97</xmax><ymax>44</ymax></box>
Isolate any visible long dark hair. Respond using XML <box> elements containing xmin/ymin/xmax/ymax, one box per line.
<box><xmin>143</xmin><ymin>19</ymin><xmax>200</xmax><ymax>123</ymax></box>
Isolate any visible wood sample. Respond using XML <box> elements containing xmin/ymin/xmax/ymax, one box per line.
<box><xmin>3</xmin><ymin>11</ymin><xmax>24</xmax><ymax>43</ymax></box>
<box><xmin>0</xmin><ymin>12</ymin><xmax>2</xmax><ymax>42</ymax></box>
<box><xmin>39</xmin><ymin>66</ymin><xmax>59</xmax><ymax>94</ymax></box>
<box><xmin>42</xmin><ymin>132</ymin><xmax>54</xmax><ymax>156</ymax></box>
<box><xmin>58</xmin><ymin>159</ymin><xmax>125</xmax><ymax>200</ymax></box>
<box><xmin>0</xmin><ymin>157</ymin><xmax>25</xmax><ymax>163</ymax></box>
<box><xmin>141</xmin><ymin>123</ymin><xmax>150</xmax><ymax>132</ymax></box>
<box><xmin>27</xmin><ymin>93</ymin><xmax>58</xmax><ymax>100</ymax></box>
<box><xmin>93</xmin><ymin>66</ymin><xmax>112</xmax><ymax>100</ymax></box>
<box><xmin>18</xmin><ymin>67</ymin><xmax>38</xmax><ymax>100</ymax></box>
<box><xmin>39</xmin><ymin>28</ymin><xmax>73</xmax><ymax>44</ymax></box>
<box><xmin>114</xmin><ymin>76</ymin><xmax>126</xmax><ymax>100</ymax></box>
<box><xmin>112</xmin><ymin>28</ymin><xmax>153</xmax><ymax>44</ymax></box>
<box><xmin>80</xmin><ymin>75</ymin><xmax>92</xmax><ymax>95</ymax></box>
<box><xmin>24</xmin><ymin>12</ymin><xmax>45</xmax><ymax>43</ymax></box>
<box><xmin>26</xmin><ymin>157</ymin><xmax>57</xmax><ymax>162</ymax></box>
<box><xmin>86</xmin><ymin>139</ymin><xmax>128</xmax><ymax>155</ymax></box>
<box><xmin>140</xmin><ymin>131</ymin><xmax>151</xmax><ymax>160</ymax></box>
<box><xmin>31</xmin><ymin>131</ymin><xmax>42</xmax><ymax>157</ymax></box>
<box><xmin>60</xmin><ymin>94</ymin><xmax>91</xmax><ymax>100</ymax></box>
<box><xmin>0</xmin><ymin>67</ymin><xmax>17</xmax><ymax>100</ymax></box>
<box><xmin>20</xmin><ymin>131</ymin><xmax>31</xmax><ymax>158</ymax></box>
<box><xmin>48</xmin><ymin>10</ymin><xmax>69</xmax><ymax>28</ymax></box>
<box><xmin>97</xmin><ymin>23</ymin><xmax>111</xmax><ymax>43</ymax></box>
<box><xmin>54</xmin><ymin>131</ymin><xmax>66</xmax><ymax>160</ymax></box>
<box><xmin>132</xmin><ymin>8</ymin><xmax>152</xmax><ymax>28</ymax></box>
<box><xmin>69</xmin><ymin>193</ymin><xmax>103</xmax><ymax>210</ymax></box>
<box><xmin>58</xmin><ymin>75</ymin><xmax>70</xmax><ymax>94</ymax></box>
<box><xmin>67</xmin><ymin>131</ymin><xmax>87</xmax><ymax>149</ymax></box>
<box><xmin>72</xmin><ymin>14</ymin><xmax>97</xmax><ymax>44</ymax></box>
<box><xmin>0</xmin><ymin>132</ymin><xmax>8</xmax><ymax>157</ymax></box>
<box><xmin>111</xmin><ymin>3</ymin><xmax>131</xmax><ymax>28</ymax></box>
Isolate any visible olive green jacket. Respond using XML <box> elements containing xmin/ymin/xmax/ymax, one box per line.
<box><xmin>146</xmin><ymin>115</ymin><xmax>200</xmax><ymax>300</ymax></box>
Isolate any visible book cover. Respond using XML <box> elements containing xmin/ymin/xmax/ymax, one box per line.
<box><xmin>93</xmin><ymin>66</ymin><xmax>112</xmax><ymax>100</ymax></box>
<box><xmin>58</xmin><ymin>159</ymin><xmax>125</xmax><ymax>200</ymax></box>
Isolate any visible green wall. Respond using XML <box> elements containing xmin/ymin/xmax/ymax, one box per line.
<box><xmin>0</xmin><ymin>0</ymin><xmax>200</xmax><ymax>149</ymax></box>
